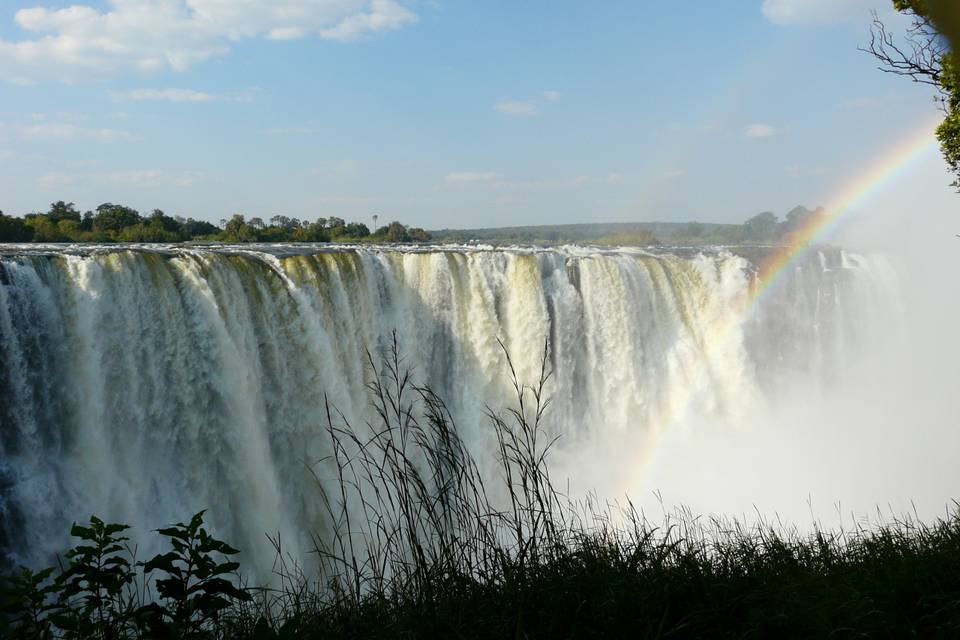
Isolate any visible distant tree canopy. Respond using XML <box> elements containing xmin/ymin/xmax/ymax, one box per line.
<box><xmin>429</xmin><ymin>206</ymin><xmax>828</xmax><ymax>247</ymax></box>
<box><xmin>742</xmin><ymin>211</ymin><xmax>779</xmax><ymax>242</ymax></box>
<box><xmin>1</xmin><ymin>202</ymin><xmax>834</xmax><ymax>247</ymax></box>
<box><xmin>866</xmin><ymin>1</ymin><xmax>960</xmax><ymax>189</ymax></box>
<box><xmin>0</xmin><ymin>201</ymin><xmax>431</xmax><ymax>244</ymax></box>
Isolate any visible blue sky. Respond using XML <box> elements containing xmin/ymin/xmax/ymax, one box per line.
<box><xmin>0</xmin><ymin>0</ymin><xmax>955</xmax><ymax>229</ymax></box>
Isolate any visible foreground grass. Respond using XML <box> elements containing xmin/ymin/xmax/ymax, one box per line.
<box><xmin>232</xmin><ymin>508</ymin><xmax>960</xmax><ymax>639</ymax></box>
<box><xmin>4</xmin><ymin>337</ymin><xmax>959</xmax><ymax>638</ymax></box>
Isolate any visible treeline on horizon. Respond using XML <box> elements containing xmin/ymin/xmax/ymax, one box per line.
<box><xmin>432</xmin><ymin>205</ymin><xmax>827</xmax><ymax>246</ymax></box>
<box><xmin>0</xmin><ymin>201</ymin><xmax>431</xmax><ymax>244</ymax></box>
<box><xmin>0</xmin><ymin>201</ymin><xmax>826</xmax><ymax>247</ymax></box>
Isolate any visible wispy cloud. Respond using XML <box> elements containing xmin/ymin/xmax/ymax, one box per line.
<box><xmin>38</xmin><ymin>169</ymin><xmax>202</xmax><ymax>188</ymax></box>
<box><xmin>96</xmin><ymin>170</ymin><xmax>203</xmax><ymax>187</ymax></box>
<box><xmin>494</xmin><ymin>99</ymin><xmax>539</xmax><ymax>117</ymax></box>
<box><xmin>263</xmin><ymin>126</ymin><xmax>324</xmax><ymax>135</ymax></box>
<box><xmin>110</xmin><ymin>87</ymin><xmax>258</xmax><ymax>103</ymax></box>
<box><xmin>314</xmin><ymin>195</ymin><xmax>383</xmax><ymax>206</ymax></box>
<box><xmin>21</xmin><ymin>122</ymin><xmax>137</xmax><ymax>142</ymax></box>
<box><xmin>445</xmin><ymin>171</ymin><xmax>497</xmax><ymax>183</ymax></box>
<box><xmin>659</xmin><ymin>169</ymin><xmax>686</xmax><ymax>180</ymax></box>
<box><xmin>785</xmin><ymin>164</ymin><xmax>827</xmax><ymax>178</ymax></box>
<box><xmin>37</xmin><ymin>172</ymin><xmax>77</xmax><ymax>187</ymax></box>
<box><xmin>320</xmin><ymin>1</ymin><xmax>417</xmax><ymax>41</ymax></box>
<box><xmin>839</xmin><ymin>96</ymin><xmax>882</xmax><ymax>109</ymax></box>
<box><xmin>0</xmin><ymin>1</ymin><xmax>418</xmax><ymax>82</ymax></box>
<box><xmin>744</xmin><ymin>123</ymin><xmax>778</xmax><ymax>139</ymax></box>
<box><xmin>542</xmin><ymin>90</ymin><xmax>562</xmax><ymax>101</ymax></box>
<box><xmin>761</xmin><ymin>0</ymin><xmax>885</xmax><ymax>26</ymax></box>
<box><xmin>29</xmin><ymin>111</ymin><xmax>84</xmax><ymax>122</ymax></box>
<box><xmin>573</xmin><ymin>173</ymin><xmax>625</xmax><ymax>186</ymax></box>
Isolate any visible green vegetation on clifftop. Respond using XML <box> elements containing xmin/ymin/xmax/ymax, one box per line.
<box><xmin>0</xmin><ymin>202</ymin><xmax>430</xmax><ymax>244</ymax></box>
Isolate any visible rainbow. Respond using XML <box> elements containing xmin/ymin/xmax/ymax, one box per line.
<box><xmin>626</xmin><ymin>117</ymin><xmax>942</xmax><ymax>495</ymax></box>
<box><xmin>749</xmin><ymin>117</ymin><xmax>940</xmax><ymax>308</ymax></box>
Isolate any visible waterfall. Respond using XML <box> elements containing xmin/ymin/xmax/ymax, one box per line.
<box><xmin>0</xmin><ymin>245</ymin><xmax>898</xmax><ymax>576</ymax></box>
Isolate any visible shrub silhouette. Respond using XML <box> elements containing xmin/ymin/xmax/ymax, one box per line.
<box><xmin>0</xmin><ymin>512</ymin><xmax>250</xmax><ymax>640</ymax></box>
<box><xmin>136</xmin><ymin>511</ymin><xmax>252</xmax><ymax>639</ymax></box>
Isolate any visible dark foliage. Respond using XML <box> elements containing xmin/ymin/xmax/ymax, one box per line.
<box><xmin>865</xmin><ymin>1</ymin><xmax>960</xmax><ymax>189</ymax></box>
<box><xmin>1</xmin><ymin>513</ymin><xmax>250</xmax><ymax>640</ymax></box>
<box><xmin>0</xmin><ymin>203</ymin><xmax>430</xmax><ymax>244</ymax></box>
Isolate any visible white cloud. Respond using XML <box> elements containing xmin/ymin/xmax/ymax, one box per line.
<box><xmin>744</xmin><ymin>123</ymin><xmax>778</xmax><ymax>139</ymax></box>
<box><xmin>785</xmin><ymin>164</ymin><xmax>827</xmax><ymax>178</ymax></box>
<box><xmin>110</xmin><ymin>87</ymin><xmax>257</xmax><ymax>103</ymax></box>
<box><xmin>21</xmin><ymin>123</ymin><xmax>137</xmax><ymax>142</ymax></box>
<box><xmin>0</xmin><ymin>0</ymin><xmax>418</xmax><ymax>82</ymax></box>
<box><xmin>268</xmin><ymin>27</ymin><xmax>307</xmax><ymax>41</ymax></box>
<box><xmin>490</xmin><ymin>179</ymin><xmax>564</xmax><ymax>190</ymax></box>
<box><xmin>39</xmin><ymin>169</ymin><xmax>202</xmax><ymax>187</ymax></box>
<box><xmin>840</xmin><ymin>96</ymin><xmax>882</xmax><ymax>109</ymax></box>
<box><xmin>761</xmin><ymin>0</ymin><xmax>884</xmax><ymax>26</ymax></box>
<box><xmin>573</xmin><ymin>172</ymin><xmax>625</xmax><ymax>186</ymax></box>
<box><xmin>263</xmin><ymin>126</ymin><xmax>323</xmax><ymax>135</ymax></box>
<box><xmin>96</xmin><ymin>169</ymin><xmax>202</xmax><ymax>186</ymax></box>
<box><xmin>29</xmin><ymin>111</ymin><xmax>84</xmax><ymax>122</ymax></box>
<box><xmin>319</xmin><ymin>0</ymin><xmax>418</xmax><ymax>41</ymax></box>
<box><xmin>543</xmin><ymin>90</ymin><xmax>561</xmax><ymax>101</ymax></box>
<box><xmin>494</xmin><ymin>99</ymin><xmax>539</xmax><ymax>117</ymax></box>
<box><xmin>445</xmin><ymin>171</ymin><xmax>497</xmax><ymax>183</ymax></box>
<box><xmin>659</xmin><ymin>169</ymin><xmax>685</xmax><ymax>180</ymax></box>
<box><xmin>37</xmin><ymin>172</ymin><xmax>78</xmax><ymax>187</ymax></box>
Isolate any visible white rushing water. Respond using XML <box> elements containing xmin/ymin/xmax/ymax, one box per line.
<box><xmin>0</xmin><ymin>244</ymin><xmax>898</xmax><ymax>576</ymax></box>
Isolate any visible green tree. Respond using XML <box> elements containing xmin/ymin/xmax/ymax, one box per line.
<box><xmin>47</xmin><ymin>201</ymin><xmax>81</xmax><ymax>224</ymax></box>
<box><xmin>385</xmin><ymin>221</ymin><xmax>411</xmax><ymax>242</ymax></box>
<box><xmin>407</xmin><ymin>226</ymin><xmax>431</xmax><ymax>242</ymax></box>
<box><xmin>93</xmin><ymin>203</ymin><xmax>141</xmax><ymax>233</ymax></box>
<box><xmin>24</xmin><ymin>215</ymin><xmax>64</xmax><ymax>242</ymax></box>
<box><xmin>57</xmin><ymin>219</ymin><xmax>82</xmax><ymax>240</ymax></box>
<box><xmin>341</xmin><ymin>222</ymin><xmax>370</xmax><ymax>238</ymax></box>
<box><xmin>867</xmin><ymin>1</ymin><xmax>960</xmax><ymax>188</ymax></box>
<box><xmin>778</xmin><ymin>205</ymin><xmax>826</xmax><ymax>238</ymax></box>
<box><xmin>148</xmin><ymin>209</ymin><xmax>182</xmax><ymax>232</ymax></box>
<box><xmin>743</xmin><ymin>211</ymin><xmax>779</xmax><ymax>242</ymax></box>
<box><xmin>0</xmin><ymin>212</ymin><xmax>33</xmax><ymax>242</ymax></box>
<box><xmin>180</xmin><ymin>218</ymin><xmax>219</xmax><ymax>238</ymax></box>
<box><xmin>222</xmin><ymin>214</ymin><xmax>255</xmax><ymax>242</ymax></box>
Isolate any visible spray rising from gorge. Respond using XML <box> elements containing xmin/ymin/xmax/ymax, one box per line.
<box><xmin>0</xmin><ymin>245</ymin><xmax>898</xmax><ymax>575</ymax></box>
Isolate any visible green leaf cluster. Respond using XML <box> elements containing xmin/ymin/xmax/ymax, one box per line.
<box><xmin>0</xmin><ymin>512</ymin><xmax>250</xmax><ymax>640</ymax></box>
<box><xmin>136</xmin><ymin>511</ymin><xmax>251</xmax><ymax>639</ymax></box>
<box><xmin>0</xmin><ymin>203</ymin><xmax>431</xmax><ymax>244</ymax></box>
<box><xmin>891</xmin><ymin>0</ymin><xmax>960</xmax><ymax>189</ymax></box>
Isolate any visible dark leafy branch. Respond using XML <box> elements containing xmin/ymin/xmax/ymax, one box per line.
<box><xmin>862</xmin><ymin>10</ymin><xmax>947</xmax><ymax>94</ymax></box>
